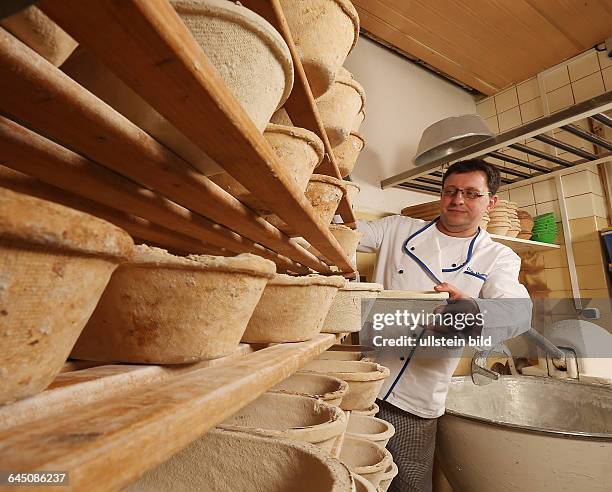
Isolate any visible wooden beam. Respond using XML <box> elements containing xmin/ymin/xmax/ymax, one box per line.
<box><xmin>0</xmin><ymin>28</ymin><xmax>331</xmax><ymax>274</ymax></box>
<box><xmin>0</xmin><ymin>345</ymin><xmax>255</xmax><ymax>431</ymax></box>
<box><xmin>0</xmin><ymin>165</ymin><xmax>209</xmax><ymax>254</ymax></box>
<box><xmin>0</xmin><ymin>166</ymin><xmax>300</xmax><ymax>273</ymax></box>
<box><xmin>0</xmin><ymin>118</ymin><xmax>308</xmax><ymax>273</ymax></box>
<box><xmin>0</xmin><ymin>334</ymin><xmax>341</xmax><ymax>491</ymax></box>
<box><xmin>38</xmin><ymin>0</ymin><xmax>354</xmax><ymax>273</ymax></box>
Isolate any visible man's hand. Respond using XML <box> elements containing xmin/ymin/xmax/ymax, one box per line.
<box><xmin>433</xmin><ymin>282</ymin><xmax>470</xmax><ymax>300</ymax></box>
<box><xmin>425</xmin><ymin>282</ymin><xmax>482</xmax><ymax>335</ymax></box>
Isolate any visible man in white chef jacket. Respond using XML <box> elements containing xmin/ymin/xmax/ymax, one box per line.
<box><xmin>357</xmin><ymin>159</ymin><xmax>532</xmax><ymax>492</ymax></box>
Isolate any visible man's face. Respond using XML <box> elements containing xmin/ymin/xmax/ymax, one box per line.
<box><xmin>439</xmin><ymin>171</ymin><xmax>497</xmax><ymax>232</ymax></box>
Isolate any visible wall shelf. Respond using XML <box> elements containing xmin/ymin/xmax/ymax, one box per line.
<box><xmin>381</xmin><ymin>91</ymin><xmax>612</xmax><ymax>195</ymax></box>
<box><xmin>489</xmin><ymin>234</ymin><xmax>561</xmax><ymax>253</ymax></box>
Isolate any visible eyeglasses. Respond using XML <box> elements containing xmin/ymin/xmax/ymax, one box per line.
<box><xmin>441</xmin><ymin>186</ymin><xmax>491</xmax><ymax>200</ymax></box>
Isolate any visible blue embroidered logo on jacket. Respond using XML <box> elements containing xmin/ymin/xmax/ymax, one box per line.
<box><xmin>464</xmin><ymin>266</ymin><xmax>488</xmax><ymax>281</ymax></box>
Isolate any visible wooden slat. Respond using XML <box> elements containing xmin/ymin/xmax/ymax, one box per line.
<box><xmin>0</xmin><ymin>29</ymin><xmax>331</xmax><ymax>274</ymax></box>
<box><xmin>0</xmin><ymin>334</ymin><xmax>340</xmax><ymax>492</ymax></box>
<box><xmin>0</xmin><ymin>170</ymin><xmax>301</xmax><ymax>270</ymax></box>
<box><xmin>0</xmin><ymin>118</ymin><xmax>307</xmax><ymax>272</ymax></box>
<box><xmin>39</xmin><ymin>0</ymin><xmax>354</xmax><ymax>274</ymax></box>
<box><xmin>0</xmin><ymin>166</ymin><xmax>225</xmax><ymax>257</ymax></box>
<box><xmin>241</xmin><ymin>0</ymin><xmax>357</xmax><ymax>227</ymax></box>
<box><xmin>0</xmin><ymin>345</ymin><xmax>255</xmax><ymax>431</ymax></box>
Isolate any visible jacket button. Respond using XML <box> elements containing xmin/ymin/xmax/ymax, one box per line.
<box><xmin>452</xmin><ymin>263</ymin><xmax>457</xmax><ymax>267</ymax></box>
<box><xmin>400</xmin><ymin>357</ymin><xmax>405</xmax><ymax>361</ymax></box>
<box><xmin>410</xmin><ymin>247</ymin><xmax>415</xmax><ymax>251</ymax></box>
<box><xmin>398</xmin><ymin>270</ymin><xmax>404</xmax><ymax>274</ymax></box>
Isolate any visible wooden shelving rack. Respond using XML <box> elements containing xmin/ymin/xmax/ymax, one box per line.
<box><xmin>0</xmin><ymin>0</ymin><xmax>358</xmax><ymax>276</ymax></box>
<box><xmin>0</xmin><ymin>0</ymin><xmax>362</xmax><ymax>488</ymax></box>
<box><xmin>0</xmin><ymin>334</ymin><xmax>346</xmax><ymax>491</ymax></box>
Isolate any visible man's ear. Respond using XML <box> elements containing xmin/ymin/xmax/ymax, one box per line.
<box><xmin>486</xmin><ymin>194</ymin><xmax>498</xmax><ymax>212</ymax></box>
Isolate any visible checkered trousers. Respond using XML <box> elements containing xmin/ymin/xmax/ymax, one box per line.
<box><xmin>376</xmin><ymin>399</ymin><xmax>438</xmax><ymax>492</ymax></box>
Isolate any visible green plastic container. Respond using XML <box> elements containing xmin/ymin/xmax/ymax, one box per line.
<box><xmin>531</xmin><ymin>232</ymin><xmax>557</xmax><ymax>243</ymax></box>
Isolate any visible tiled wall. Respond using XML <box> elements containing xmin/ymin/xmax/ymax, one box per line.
<box><xmin>476</xmin><ymin>49</ymin><xmax>611</xmax><ymax>299</ymax></box>
<box><xmin>479</xmin><ymin>49</ymin><xmax>611</xmax><ymax>133</ymax></box>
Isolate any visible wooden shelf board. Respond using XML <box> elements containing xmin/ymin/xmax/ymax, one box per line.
<box><xmin>490</xmin><ymin>234</ymin><xmax>561</xmax><ymax>252</ymax></box>
<box><xmin>0</xmin><ymin>334</ymin><xmax>343</xmax><ymax>491</ymax></box>
<box><xmin>0</xmin><ymin>344</ymin><xmax>255</xmax><ymax>431</ymax></box>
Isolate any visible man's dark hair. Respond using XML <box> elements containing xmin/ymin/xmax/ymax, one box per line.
<box><xmin>442</xmin><ymin>159</ymin><xmax>501</xmax><ymax>195</ymax></box>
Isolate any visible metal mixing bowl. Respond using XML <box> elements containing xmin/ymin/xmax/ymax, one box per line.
<box><xmin>414</xmin><ymin>114</ymin><xmax>494</xmax><ymax>166</ymax></box>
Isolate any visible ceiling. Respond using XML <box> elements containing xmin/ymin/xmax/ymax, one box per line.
<box><xmin>352</xmin><ymin>0</ymin><xmax>612</xmax><ymax>95</ymax></box>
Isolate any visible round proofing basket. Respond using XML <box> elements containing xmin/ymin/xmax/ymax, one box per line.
<box><xmin>322</xmin><ymin>282</ymin><xmax>383</xmax><ymax>334</ymax></box>
<box><xmin>352</xmin><ymin>109</ymin><xmax>366</xmax><ymax>132</ymax></box>
<box><xmin>209</xmin><ymin>123</ymin><xmax>325</xmax><ymax>213</ymax></box>
<box><xmin>299</xmin><ymin>360</ymin><xmax>390</xmax><ymax>411</ymax></box>
<box><xmin>63</xmin><ymin>0</ymin><xmax>294</xmax><ymax>176</ymax></box>
<box><xmin>351</xmin><ymin>402</ymin><xmax>380</xmax><ymax>417</ymax></box>
<box><xmin>0</xmin><ymin>188</ymin><xmax>133</xmax><ymax>405</ymax></box>
<box><xmin>352</xmin><ymin>473</ymin><xmax>377</xmax><ymax>492</ymax></box>
<box><xmin>344</xmin><ymin>180</ymin><xmax>361</xmax><ymax>204</ymax></box>
<box><xmin>346</xmin><ymin>414</ymin><xmax>396</xmax><ymax>449</ymax></box>
<box><xmin>334</xmin><ymin>132</ymin><xmax>365</xmax><ymax>177</ymax></box>
<box><xmin>339</xmin><ymin>436</ymin><xmax>392</xmax><ymax>488</ymax></box>
<box><xmin>218</xmin><ymin>392</ymin><xmax>348</xmax><ymax>453</ymax></box>
<box><xmin>317</xmin><ymin>351</ymin><xmax>365</xmax><ymax>361</ymax></box>
<box><xmin>242</xmin><ymin>274</ymin><xmax>346</xmax><ymax>343</ymax></box>
<box><xmin>305</xmin><ymin>175</ymin><xmax>347</xmax><ymax>225</ymax></box>
<box><xmin>378</xmin><ymin>453</ymin><xmax>398</xmax><ymax>492</ymax></box>
<box><xmin>270</xmin><ymin>107</ymin><xmax>293</xmax><ymax>126</ymax></box>
<box><xmin>487</xmin><ymin>224</ymin><xmax>511</xmax><ymax>235</ymax></box>
<box><xmin>316</xmin><ymin>77</ymin><xmax>366</xmax><ymax>147</ymax></box>
<box><xmin>265</xmin><ymin>124</ymin><xmax>325</xmax><ymax>191</ymax></box>
<box><xmin>127</xmin><ymin>428</ymin><xmax>355</xmax><ymax>492</ymax></box>
<box><xmin>306</xmin><ymin>224</ymin><xmax>362</xmax><ymax>268</ymax></box>
<box><xmin>268</xmin><ymin>372</ymin><xmax>349</xmax><ymax>407</ymax></box>
<box><xmin>279</xmin><ymin>0</ymin><xmax>359</xmax><ymax>98</ymax></box>
<box><xmin>172</xmin><ymin>0</ymin><xmax>294</xmax><ymax>126</ymax></box>
<box><xmin>71</xmin><ymin>246</ymin><xmax>276</xmax><ymax>364</ymax></box>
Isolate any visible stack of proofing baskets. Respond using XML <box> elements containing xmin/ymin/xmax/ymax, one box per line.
<box><xmin>0</xmin><ymin>1</ymin><xmax>398</xmax><ymax>491</ymax></box>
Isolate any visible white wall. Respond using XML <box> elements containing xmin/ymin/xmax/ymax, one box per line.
<box><xmin>344</xmin><ymin>38</ymin><xmax>476</xmax><ymax>215</ymax></box>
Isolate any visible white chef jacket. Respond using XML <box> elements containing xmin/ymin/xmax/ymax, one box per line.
<box><xmin>358</xmin><ymin>215</ymin><xmax>532</xmax><ymax>418</ymax></box>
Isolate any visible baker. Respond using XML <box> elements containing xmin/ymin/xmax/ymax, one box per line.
<box><xmin>357</xmin><ymin>159</ymin><xmax>532</xmax><ymax>492</ymax></box>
